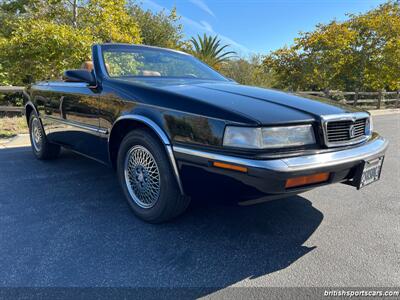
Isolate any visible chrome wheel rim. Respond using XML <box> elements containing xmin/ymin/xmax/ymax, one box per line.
<box><xmin>124</xmin><ymin>145</ymin><xmax>161</xmax><ymax>209</ymax></box>
<box><xmin>31</xmin><ymin>117</ymin><xmax>43</xmax><ymax>152</ymax></box>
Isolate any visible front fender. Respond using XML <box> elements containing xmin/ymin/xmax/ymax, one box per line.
<box><xmin>108</xmin><ymin>114</ymin><xmax>184</xmax><ymax>195</ymax></box>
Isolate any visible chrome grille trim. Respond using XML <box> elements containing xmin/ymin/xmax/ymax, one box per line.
<box><xmin>321</xmin><ymin>112</ymin><xmax>371</xmax><ymax>147</ymax></box>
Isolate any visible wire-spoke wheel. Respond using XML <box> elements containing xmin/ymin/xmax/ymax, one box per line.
<box><xmin>28</xmin><ymin>113</ymin><xmax>60</xmax><ymax>160</ymax></box>
<box><xmin>124</xmin><ymin>145</ymin><xmax>161</xmax><ymax>209</ymax></box>
<box><xmin>117</xmin><ymin>129</ymin><xmax>190</xmax><ymax>223</ymax></box>
<box><xmin>30</xmin><ymin>117</ymin><xmax>43</xmax><ymax>152</ymax></box>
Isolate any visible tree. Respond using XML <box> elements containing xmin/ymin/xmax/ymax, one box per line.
<box><xmin>0</xmin><ymin>0</ymin><xmax>190</xmax><ymax>85</ymax></box>
<box><xmin>0</xmin><ymin>63</ymin><xmax>10</xmax><ymax>85</ymax></box>
<box><xmin>0</xmin><ymin>20</ymin><xmax>94</xmax><ymax>84</ymax></box>
<box><xmin>0</xmin><ymin>0</ymin><xmax>75</xmax><ymax>35</ymax></box>
<box><xmin>348</xmin><ymin>1</ymin><xmax>400</xmax><ymax>91</ymax></box>
<box><xmin>220</xmin><ymin>55</ymin><xmax>274</xmax><ymax>87</ymax></box>
<box><xmin>0</xmin><ymin>0</ymin><xmax>31</xmax><ymax>37</ymax></box>
<box><xmin>189</xmin><ymin>34</ymin><xmax>236</xmax><ymax>69</ymax></box>
<box><xmin>129</xmin><ymin>5</ymin><xmax>185</xmax><ymax>49</ymax></box>
<box><xmin>262</xmin><ymin>47</ymin><xmax>308</xmax><ymax>91</ymax></box>
<box><xmin>82</xmin><ymin>0</ymin><xmax>141</xmax><ymax>44</ymax></box>
<box><xmin>264</xmin><ymin>1</ymin><xmax>400</xmax><ymax>91</ymax></box>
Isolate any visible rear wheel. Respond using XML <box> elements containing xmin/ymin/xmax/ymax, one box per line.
<box><xmin>117</xmin><ymin>129</ymin><xmax>190</xmax><ymax>223</ymax></box>
<box><xmin>28</xmin><ymin>113</ymin><xmax>60</xmax><ymax>160</ymax></box>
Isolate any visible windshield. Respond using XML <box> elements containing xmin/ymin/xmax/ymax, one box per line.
<box><xmin>101</xmin><ymin>46</ymin><xmax>228</xmax><ymax>81</ymax></box>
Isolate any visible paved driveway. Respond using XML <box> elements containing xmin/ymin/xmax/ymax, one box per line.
<box><xmin>0</xmin><ymin>114</ymin><xmax>399</xmax><ymax>294</ymax></box>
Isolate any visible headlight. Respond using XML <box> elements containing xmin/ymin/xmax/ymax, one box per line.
<box><xmin>261</xmin><ymin>125</ymin><xmax>316</xmax><ymax>148</ymax></box>
<box><xmin>223</xmin><ymin>125</ymin><xmax>316</xmax><ymax>149</ymax></box>
<box><xmin>223</xmin><ymin>127</ymin><xmax>262</xmax><ymax>148</ymax></box>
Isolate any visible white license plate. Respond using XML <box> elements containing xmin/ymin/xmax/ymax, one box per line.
<box><xmin>358</xmin><ymin>156</ymin><xmax>384</xmax><ymax>189</ymax></box>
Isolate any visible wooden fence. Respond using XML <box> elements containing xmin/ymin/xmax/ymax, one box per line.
<box><xmin>297</xmin><ymin>90</ymin><xmax>400</xmax><ymax>109</ymax></box>
<box><xmin>0</xmin><ymin>86</ymin><xmax>26</xmax><ymax>115</ymax></box>
<box><xmin>0</xmin><ymin>106</ymin><xmax>24</xmax><ymax>113</ymax></box>
<box><xmin>0</xmin><ymin>86</ymin><xmax>25</xmax><ymax>93</ymax></box>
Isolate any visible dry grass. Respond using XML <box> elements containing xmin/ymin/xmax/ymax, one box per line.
<box><xmin>0</xmin><ymin>115</ymin><xmax>28</xmax><ymax>138</ymax></box>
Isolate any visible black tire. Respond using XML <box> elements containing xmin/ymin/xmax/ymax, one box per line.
<box><xmin>28</xmin><ymin>113</ymin><xmax>61</xmax><ymax>160</ymax></box>
<box><xmin>117</xmin><ymin>129</ymin><xmax>190</xmax><ymax>223</ymax></box>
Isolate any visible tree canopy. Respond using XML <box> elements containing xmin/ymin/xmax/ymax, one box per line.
<box><xmin>0</xmin><ymin>0</ymin><xmax>398</xmax><ymax>92</ymax></box>
<box><xmin>263</xmin><ymin>1</ymin><xmax>400</xmax><ymax>91</ymax></box>
<box><xmin>129</xmin><ymin>5</ymin><xmax>185</xmax><ymax>49</ymax></box>
<box><xmin>0</xmin><ymin>19</ymin><xmax>94</xmax><ymax>84</ymax></box>
<box><xmin>0</xmin><ymin>0</ymin><xmax>184</xmax><ymax>84</ymax></box>
<box><xmin>219</xmin><ymin>55</ymin><xmax>274</xmax><ymax>87</ymax></box>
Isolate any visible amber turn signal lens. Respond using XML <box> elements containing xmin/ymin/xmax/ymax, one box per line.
<box><xmin>285</xmin><ymin>172</ymin><xmax>330</xmax><ymax>188</ymax></box>
<box><xmin>212</xmin><ymin>161</ymin><xmax>248</xmax><ymax>173</ymax></box>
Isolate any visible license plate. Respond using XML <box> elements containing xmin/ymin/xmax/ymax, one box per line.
<box><xmin>356</xmin><ymin>156</ymin><xmax>384</xmax><ymax>189</ymax></box>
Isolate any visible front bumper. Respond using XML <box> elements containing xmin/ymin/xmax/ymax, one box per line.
<box><xmin>173</xmin><ymin>134</ymin><xmax>388</xmax><ymax>201</ymax></box>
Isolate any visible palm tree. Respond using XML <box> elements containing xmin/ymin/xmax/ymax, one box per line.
<box><xmin>190</xmin><ymin>34</ymin><xmax>237</xmax><ymax>69</ymax></box>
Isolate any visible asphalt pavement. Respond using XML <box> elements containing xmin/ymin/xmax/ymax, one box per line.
<box><xmin>0</xmin><ymin>114</ymin><xmax>399</xmax><ymax>296</ymax></box>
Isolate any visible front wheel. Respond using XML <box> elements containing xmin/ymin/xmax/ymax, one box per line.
<box><xmin>28</xmin><ymin>113</ymin><xmax>60</xmax><ymax>160</ymax></box>
<box><xmin>117</xmin><ymin>129</ymin><xmax>190</xmax><ymax>223</ymax></box>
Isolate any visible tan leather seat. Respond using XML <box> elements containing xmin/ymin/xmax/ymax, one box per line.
<box><xmin>81</xmin><ymin>60</ymin><xmax>114</xmax><ymax>74</ymax></box>
<box><xmin>81</xmin><ymin>61</ymin><xmax>94</xmax><ymax>72</ymax></box>
<box><xmin>142</xmin><ymin>70</ymin><xmax>161</xmax><ymax>76</ymax></box>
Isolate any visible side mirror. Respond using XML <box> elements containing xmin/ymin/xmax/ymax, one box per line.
<box><xmin>63</xmin><ymin>69</ymin><xmax>96</xmax><ymax>86</ymax></box>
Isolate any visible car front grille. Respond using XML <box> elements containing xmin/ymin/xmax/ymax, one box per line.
<box><xmin>326</xmin><ymin>118</ymin><xmax>367</xmax><ymax>143</ymax></box>
<box><xmin>322</xmin><ymin>113</ymin><xmax>370</xmax><ymax>147</ymax></box>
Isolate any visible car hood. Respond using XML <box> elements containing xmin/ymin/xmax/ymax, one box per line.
<box><xmin>112</xmin><ymin>78</ymin><xmax>362</xmax><ymax>125</ymax></box>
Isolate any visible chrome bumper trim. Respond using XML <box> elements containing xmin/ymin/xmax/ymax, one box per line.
<box><xmin>173</xmin><ymin>135</ymin><xmax>388</xmax><ymax>173</ymax></box>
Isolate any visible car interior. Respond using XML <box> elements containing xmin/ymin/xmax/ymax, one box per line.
<box><xmin>80</xmin><ymin>61</ymin><xmax>161</xmax><ymax>77</ymax></box>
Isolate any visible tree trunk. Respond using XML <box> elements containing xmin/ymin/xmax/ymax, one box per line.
<box><xmin>72</xmin><ymin>0</ymin><xmax>78</xmax><ymax>28</ymax></box>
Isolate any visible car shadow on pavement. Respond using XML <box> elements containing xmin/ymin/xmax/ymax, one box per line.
<box><xmin>0</xmin><ymin>148</ymin><xmax>323</xmax><ymax>296</ymax></box>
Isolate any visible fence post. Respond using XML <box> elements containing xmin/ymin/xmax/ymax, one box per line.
<box><xmin>353</xmin><ymin>90</ymin><xmax>359</xmax><ymax>106</ymax></box>
<box><xmin>396</xmin><ymin>90</ymin><xmax>400</xmax><ymax>109</ymax></box>
<box><xmin>377</xmin><ymin>89</ymin><xmax>384</xmax><ymax>109</ymax></box>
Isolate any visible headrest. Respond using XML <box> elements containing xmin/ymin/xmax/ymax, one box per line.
<box><xmin>81</xmin><ymin>61</ymin><xmax>94</xmax><ymax>72</ymax></box>
<box><xmin>142</xmin><ymin>70</ymin><xmax>161</xmax><ymax>77</ymax></box>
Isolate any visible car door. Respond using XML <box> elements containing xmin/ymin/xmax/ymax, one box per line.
<box><xmin>44</xmin><ymin>82</ymin><xmax>104</xmax><ymax>160</ymax></box>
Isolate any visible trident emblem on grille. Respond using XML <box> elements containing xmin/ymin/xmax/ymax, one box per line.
<box><xmin>349</xmin><ymin>124</ymin><xmax>356</xmax><ymax>138</ymax></box>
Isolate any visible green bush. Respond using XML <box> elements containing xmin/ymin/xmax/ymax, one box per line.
<box><xmin>0</xmin><ymin>93</ymin><xmax>24</xmax><ymax>107</ymax></box>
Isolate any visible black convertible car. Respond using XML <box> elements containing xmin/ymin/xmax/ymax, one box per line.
<box><xmin>24</xmin><ymin>43</ymin><xmax>388</xmax><ymax>222</ymax></box>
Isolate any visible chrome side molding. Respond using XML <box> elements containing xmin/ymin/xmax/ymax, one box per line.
<box><xmin>111</xmin><ymin>115</ymin><xmax>170</xmax><ymax>144</ymax></box>
<box><xmin>43</xmin><ymin>115</ymin><xmax>108</xmax><ymax>135</ymax></box>
<box><xmin>166</xmin><ymin>145</ymin><xmax>184</xmax><ymax>195</ymax></box>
